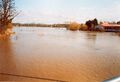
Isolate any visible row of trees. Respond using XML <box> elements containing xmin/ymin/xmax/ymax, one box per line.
<box><xmin>13</xmin><ymin>23</ymin><xmax>69</xmax><ymax>28</ymax></box>
<box><xmin>67</xmin><ymin>18</ymin><xmax>99</xmax><ymax>31</ymax></box>
<box><xmin>85</xmin><ymin>18</ymin><xmax>98</xmax><ymax>30</ymax></box>
<box><xmin>117</xmin><ymin>21</ymin><xmax>120</xmax><ymax>24</ymax></box>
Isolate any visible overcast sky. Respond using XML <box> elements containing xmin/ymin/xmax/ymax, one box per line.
<box><xmin>14</xmin><ymin>0</ymin><xmax>120</xmax><ymax>24</ymax></box>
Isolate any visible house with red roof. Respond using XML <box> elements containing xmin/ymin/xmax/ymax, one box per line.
<box><xmin>101</xmin><ymin>23</ymin><xmax>120</xmax><ymax>32</ymax></box>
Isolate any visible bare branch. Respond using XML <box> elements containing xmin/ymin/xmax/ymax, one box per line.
<box><xmin>0</xmin><ymin>0</ymin><xmax>17</xmax><ymax>25</ymax></box>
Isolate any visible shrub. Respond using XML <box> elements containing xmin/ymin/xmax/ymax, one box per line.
<box><xmin>79</xmin><ymin>24</ymin><xmax>88</xmax><ymax>31</ymax></box>
<box><xmin>67</xmin><ymin>22</ymin><xmax>80</xmax><ymax>31</ymax></box>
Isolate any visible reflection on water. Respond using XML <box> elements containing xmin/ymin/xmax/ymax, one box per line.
<box><xmin>0</xmin><ymin>27</ymin><xmax>120</xmax><ymax>82</ymax></box>
<box><xmin>0</xmin><ymin>40</ymin><xmax>18</xmax><ymax>81</ymax></box>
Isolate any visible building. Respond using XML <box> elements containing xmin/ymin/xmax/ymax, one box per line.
<box><xmin>101</xmin><ymin>23</ymin><xmax>120</xmax><ymax>32</ymax></box>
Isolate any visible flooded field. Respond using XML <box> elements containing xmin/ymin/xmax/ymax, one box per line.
<box><xmin>0</xmin><ymin>27</ymin><xmax>120</xmax><ymax>82</ymax></box>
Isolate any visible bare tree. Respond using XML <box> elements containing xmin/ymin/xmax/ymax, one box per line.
<box><xmin>0</xmin><ymin>0</ymin><xmax>17</xmax><ymax>26</ymax></box>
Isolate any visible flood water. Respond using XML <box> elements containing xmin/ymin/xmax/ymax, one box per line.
<box><xmin>0</xmin><ymin>27</ymin><xmax>120</xmax><ymax>82</ymax></box>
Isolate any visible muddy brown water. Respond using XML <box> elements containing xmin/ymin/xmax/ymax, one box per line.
<box><xmin>0</xmin><ymin>27</ymin><xmax>120</xmax><ymax>82</ymax></box>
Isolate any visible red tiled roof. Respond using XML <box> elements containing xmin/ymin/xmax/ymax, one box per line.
<box><xmin>101</xmin><ymin>24</ymin><xmax>120</xmax><ymax>27</ymax></box>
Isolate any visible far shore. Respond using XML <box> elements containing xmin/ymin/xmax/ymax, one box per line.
<box><xmin>13</xmin><ymin>23</ymin><xmax>68</xmax><ymax>28</ymax></box>
<box><xmin>13</xmin><ymin>22</ymin><xmax>120</xmax><ymax>32</ymax></box>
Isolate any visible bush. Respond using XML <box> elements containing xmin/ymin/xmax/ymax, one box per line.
<box><xmin>0</xmin><ymin>23</ymin><xmax>13</xmax><ymax>39</ymax></box>
<box><xmin>0</xmin><ymin>23</ymin><xmax>13</xmax><ymax>32</ymax></box>
<box><xmin>7</xmin><ymin>23</ymin><xmax>13</xmax><ymax>29</ymax></box>
<box><xmin>67</xmin><ymin>22</ymin><xmax>80</xmax><ymax>31</ymax></box>
<box><xmin>79</xmin><ymin>24</ymin><xmax>88</xmax><ymax>31</ymax></box>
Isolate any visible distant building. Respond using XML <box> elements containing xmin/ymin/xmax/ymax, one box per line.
<box><xmin>101</xmin><ymin>23</ymin><xmax>120</xmax><ymax>32</ymax></box>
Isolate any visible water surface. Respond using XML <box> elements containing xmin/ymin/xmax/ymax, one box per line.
<box><xmin>0</xmin><ymin>27</ymin><xmax>120</xmax><ymax>82</ymax></box>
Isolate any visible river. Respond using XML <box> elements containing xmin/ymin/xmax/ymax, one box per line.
<box><xmin>0</xmin><ymin>27</ymin><xmax>120</xmax><ymax>82</ymax></box>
